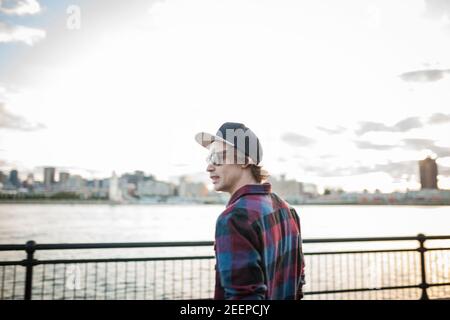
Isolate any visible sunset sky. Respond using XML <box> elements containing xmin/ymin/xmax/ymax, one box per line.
<box><xmin>1</xmin><ymin>0</ymin><xmax>450</xmax><ymax>193</ymax></box>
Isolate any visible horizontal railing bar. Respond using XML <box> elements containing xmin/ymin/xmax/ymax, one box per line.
<box><xmin>2</xmin><ymin>247</ymin><xmax>448</xmax><ymax>259</ymax></box>
<box><xmin>34</xmin><ymin>241</ymin><xmax>215</xmax><ymax>250</ymax></box>
<box><xmin>428</xmin><ymin>282</ymin><xmax>450</xmax><ymax>288</ymax></box>
<box><xmin>1</xmin><ymin>235</ymin><xmax>449</xmax><ymax>251</ymax></box>
<box><xmin>2</xmin><ymin>247</ymin><xmax>447</xmax><ymax>264</ymax></box>
<box><xmin>304</xmin><ymin>282</ymin><xmax>450</xmax><ymax>295</ymax></box>
<box><xmin>0</xmin><ymin>245</ymin><xmax>28</xmax><ymax>251</ymax></box>
<box><xmin>417</xmin><ymin>235</ymin><xmax>450</xmax><ymax>240</ymax></box>
<box><xmin>36</xmin><ymin>256</ymin><xmax>215</xmax><ymax>264</ymax></box>
<box><xmin>0</xmin><ymin>241</ymin><xmax>215</xmax><ymax>251</ymax></box>
<box><xmin>0</xmin><ymin>260</ymin><xmax>23</xmax><ymax>266</ymax></box>
<box><xmin>304</xmin><ymin>248</ymin><xmax>418</xmax><ymax>255</ymax></box>
<box><xmin>303</xmin><ymin>235</ymin><xmax>450</xmax><ymax>243</ymax></box>
<box><xmin>304</xmin><ymin>284</ymin><xmax>420</xmax><ymax>295</ymax></box>
<box><xmin>8</xmin><ymin>250</ymin><xmax>450</xmax><ymax>265</ymax></box>
<box><xmin>3</xmin><ymin>248</ymin><xmax>448</xmax><ymax>261</ymax></box>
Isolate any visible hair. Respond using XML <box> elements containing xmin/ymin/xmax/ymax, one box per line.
<box><xmin>249</xmin><ymin>164</ymin><xmax>270</xmax><ymax>183</ymax></box>
<box><xmin>229</xmin><ymin>146</ymin><xmax>269</xmax><ymax>183</ymax></box>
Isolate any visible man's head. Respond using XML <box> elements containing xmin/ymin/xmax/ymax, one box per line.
<box><xmin>195</xmin><ymin>122</ymin><xmax>269</xmax><ymax>194</ymax></box>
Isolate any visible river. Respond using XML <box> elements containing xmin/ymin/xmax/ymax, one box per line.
<box><xmin>0</xmin><ymin>203</ymin><xmax>449</xmax><ymax>244</ymax></box>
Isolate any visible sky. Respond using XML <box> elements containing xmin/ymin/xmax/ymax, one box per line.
<box><xmin>1</xmin><ymin>0</ymin><xmax>450</xmax><ymax>193</ymax></box>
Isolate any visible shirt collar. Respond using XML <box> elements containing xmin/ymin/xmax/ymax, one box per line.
<box><xmin>227</xmin><ymin>182</ymin><xmax>272</xmax><ymax>207</ymax></box>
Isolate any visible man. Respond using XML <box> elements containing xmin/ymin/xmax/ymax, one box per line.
<box><xmin>195</xmin><ymin>122</ymin><xmax>305</xmax><ymax>300</ymax></box>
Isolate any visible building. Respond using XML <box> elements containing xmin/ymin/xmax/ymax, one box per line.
<box><xmin>9</xmin><ymin>170</ymin><xmax>20</xmax><ymax>188</ymax></box>
<box><xmin>137</xmin><ymin>180</ymin><xmax>176</xmax><ymax>197</ymax></box>
<box><xmin>122</xmin><ymin>171</ymin><xmax>147</xmax><ymax>186</ymax></box>
<box><xmin>268</xmin><ymin>174</ymin><xmax>303</xmax><ymax>202</ymax></box>
<box><xmin>109</xmin><ymin>172</ymin><xmax>123</xmax><ymax>202</ymax></box>
<box><xmin>44</xmin><ymin>167</ymin><xmax>56</xmax><ymax>187</ymax></box>
<box><xmin>177</xmin><ymin>176</ymin><xmax>209</xmax><ymax>198</ymax></box>
<box><xmin>23</xmin><ymin>173</ymin><xmax>34</xmax><ymax>190</ymax></box>
<box><xmin>302</xmin><ymin>182</ymin><xmax>319</xmax><ymax>197</ymax></box>
<box><xmin>59</xmin><ymin>172</ymin><xmax>70</xmax><ymax>184</ymax></box>
<box><xmin>84</xmin><ymin>178</ymin><xmax>109</xmax><ymax>198</ymax></box>
<box><xmin>0</xmin><ymin>171</ymin><xmax>7</xmax><ymax>184</ymax></box>
<box><xmin>419</xmin><ymin>157</ymin><xmax>438</xmax><ymax>189</ymax></box>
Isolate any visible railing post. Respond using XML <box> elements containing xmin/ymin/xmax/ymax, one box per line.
<box><xmin>23</xmin><ymin>240</ymin><xmax>36</xmax><ymax>300</ymax></box>
<box><xmin>417</xmin><ymin>234</ymin><xmax>429</xmax><ymax>300</ymax></box>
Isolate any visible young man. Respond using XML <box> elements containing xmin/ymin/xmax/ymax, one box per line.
<box><xmin>195</xmin><ymin>122</ymin><xmax>305</xmax><ymax>300</ymax></box>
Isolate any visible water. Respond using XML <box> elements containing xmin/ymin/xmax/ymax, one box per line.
<box><xmin>0</xmin><ymin>204</ymin><xmax>449</xmax><ymax>300</ymax></box>
<box><xmin>0</xmin><ymin>203</ymin><xmax>449</xmax><ymax>244</ymax></box>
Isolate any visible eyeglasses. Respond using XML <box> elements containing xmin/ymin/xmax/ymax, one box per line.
<box><xmin>205</xmin><ymin>150</ymin><xmax>253</xmax><ymax>166</ymax></box>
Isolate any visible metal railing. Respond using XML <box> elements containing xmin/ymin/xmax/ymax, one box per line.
<box><xmin>0</xmin><ymin>234</ymin><xmax>449</xmax><ymax>300</ymax></box>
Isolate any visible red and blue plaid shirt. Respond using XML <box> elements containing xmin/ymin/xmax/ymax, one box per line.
<box><xmin>214</xmin><ymin>182</ymin><xmax>305</xmax><ymax>300</ymax></box>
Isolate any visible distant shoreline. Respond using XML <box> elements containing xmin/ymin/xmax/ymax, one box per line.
<box><xmin>0</xmin><ymin>200</ymin><xmax>449</xmax><ymax>206</ymax></box>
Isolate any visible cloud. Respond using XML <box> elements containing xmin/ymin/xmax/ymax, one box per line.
<box><xmin>372</xmin><ymin>161</ymin><xmax>419</xmax><ymax>180</ymax></box>
<box><xmin>395</xmin><ymin>117</ymin><xmax>423</xmax><ymax>131</ymax></box>
<box><xmin>301</xmin><ymin>164</ymin><xmax>361</xmax><ymax>177</ymax></box>
<box><xmin>402</xmin><ymin>138</ymin><xmax>450</xmax><ymax>157</ymax></box>
<box><xmin>399</xmin><ymin>69</ymin><xmax>450</xmax><ymax>83</ymax></box>
<box><xmin>427</xmin><ymin>145</ymin><xmax>450</xmax><ymax>158</ymax></box>
<box><xmin>316</xmin><ymin>125</ymin><xmax>347</xmax><ymax>135</ymax></box>
<box><xmin>402</xmin><ymin>138</ymin><xmax>436</xmax><ymax>149</ymax></box>
<box><xmin>0</xmin><ymin>21</ymin><xmax>45</xmax><ymax>45</ymax></box>
<box><xmin>353</xmin><ymin>137</ymin><xmax>450</xmax><ymax>157</ymax></box>
<box><xmin>302</xmin><ymin>160</ymin><xmax>419</xmax><ymax>180</ymax></box>
<box><xmin>440</xmin><ymin>165</ymin><xmax>450</xmax><ymax>175</ymax></box>
<box><xmin>424</xmin><ymin>0</ymin><xmax>450</xmax><ymax>34</ymax></box>
<box><xmin>428</xmin><ymin>112</ymin><xmax>450</xmax><ymax>125</ymax></box>
<box><xmin>0</xmin><ymin>102</ymin><xmax>45</xmax><ymax>131</ymax></box>
<box><xmin>355</xmin><ymin>117</ymin><xmax>423</xmax><ymax>135</ymax></box>
<box><xmin>281</xmin><ymin>132</ymin><xmax>315</xmax><ymax>147</ymax></box>
<box><xmin>424</xmin><ymin>0</ymin><xmax>450</xmax><ymax>20</ymax></box>
<box><xmin>355</xmin><ymin>121</ymin><xmax>390</xmax><ymax>135</ymax></box>
<box><xmin>354</xmin><ymin>140</ymin><xmax>396</xmax><ymax>150</ymax></box>
<box><xmin>0</xmin><ymin>0</ymin><xmax>41</xmax><ymax>15</ymax></box>
<box><xmin>0</xmin><ymin>1</ymin><xmax>45</xmax><ymax>45</ymax></box>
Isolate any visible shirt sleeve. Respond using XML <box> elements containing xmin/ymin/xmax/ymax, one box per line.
<box><xmin>215</xmin><ymin>209</ymin><xmax>267</xmax><ymax>300</ymax></box>
<box><xmin>290</xmin><ymin>207</ymin><xmax>306</xmax><ymax>299</ymax></box>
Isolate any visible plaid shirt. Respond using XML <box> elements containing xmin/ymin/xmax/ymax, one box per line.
<box><xmin>214</xmin><ymin>182</ymin><xmax>305</xmax><ymax>300</ymax></box>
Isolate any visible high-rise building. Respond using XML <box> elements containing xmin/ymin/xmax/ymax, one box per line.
<box><xmin>21</xmin><ymin>173</ymin><xmax>34</xmax><ymax>190</ymax></box>
<box><xmin>419</xmin><ymin>157</ymin><xmax>438</xmax><ymax>189</ymax></box>
<box><xmin>122</xmin><ymin>171</ymin><xmax>145</xmax><ymax>185</ymax></box>
<box><xmin>0</xmin><ymin>171</ymin><xmax>7</xmax><ymax>184</ymax></box>
<box><xmin>44</xmin><ymin>167</ymin><xmax>56</xmax><ymax>186</ymax></box>
<box><xmin>59</xmin><ymin>172</ymin><xmax>70</xmax><ymax>184</ymax></box>
<box><xmin>9</xmin><ymin>170</ymin><xmax>20</xmax><ymax>188</ymax></box>
<box><xmin>109</xmin><ymin>171</ymin><xmax>123</xmax><ymax>202</ymax></box>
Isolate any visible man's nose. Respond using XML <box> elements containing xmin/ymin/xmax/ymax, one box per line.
<box><xmin>206</xmin><ymin>164</ymin><xmax>215</xmax><ymax>172</ymax></box>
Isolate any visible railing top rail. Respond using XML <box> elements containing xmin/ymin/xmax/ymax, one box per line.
<box><xmin>0</xmin><ymin>241</ymin><xmax>215</xmax><ymax>251</ymax></box>
<box><xmin>303</xmin><ymin>235</ymin><xmax>450</xmax><ymax>243</ymax></box>
<box><xmin>1</xmin><ymin>234</ymin><xmax>449</xmax><ymax>251</ymax></box>
<box><xmin>0</xmin><ymin>244</ymin><xmax>27</xmax><ymax>251</ymax></box>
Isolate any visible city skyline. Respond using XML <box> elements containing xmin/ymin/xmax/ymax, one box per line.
<box><xmin>0</xmin><ymin>155</ymin><xmax>445</xmax><ymax>195</ymax></box>
<box><xmin>1</xmin><ymin>0</ymin><xmax>450</xmax><ymax>193</ymax></box>
<box><xmin>3</xmin><ymin>159</ymin><xmax>450</xmax><ymax>206</ymax></box>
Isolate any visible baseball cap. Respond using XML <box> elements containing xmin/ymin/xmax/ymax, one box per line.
<box><xmin>195</xmin><ymin>122</ymin><xmax>263</xmax><ymax>165</ymax></box>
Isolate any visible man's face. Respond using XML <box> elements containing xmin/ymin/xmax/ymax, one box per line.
<box><xmin>206</xmin><ymin>141</ymin><xmax>245</xmax><ymax>193</ymax></box>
